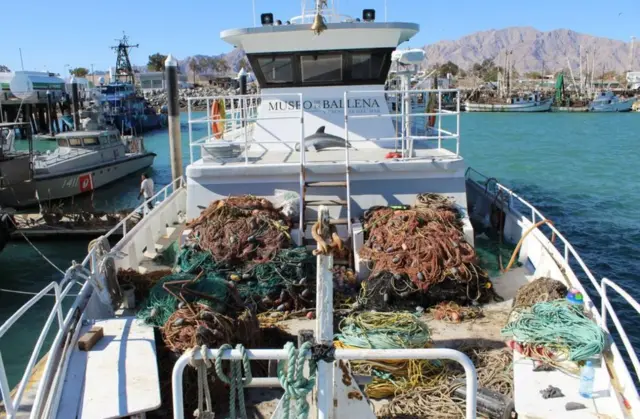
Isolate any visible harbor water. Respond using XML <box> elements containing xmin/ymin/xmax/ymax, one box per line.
<box><xmin>1</xmin><ymin>111</ymin><xmax>639</xmax><ymax>387</ymax></box>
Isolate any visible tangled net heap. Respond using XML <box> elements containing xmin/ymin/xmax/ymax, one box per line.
<box><xmin>162</xmin><ymin>303</ymin><xmax>259</xmax><ymax>353</ymax></box>
<box><xmin>358</xmin><ymin>194</ymin><xmax>496</xmax><ymax>309</ymax></box>
<box><xmin>379</xmin><ymin>347</ymin><xmax>513</xmax><ymax>418</ymax></box>
<box><xmin>334</xmin><ymin>312</ymin><xmax>432</xmax><ymax>398</ymax></box>
<box><xmin>188</xmin><ymin>196</ymin><xmax>292</xmax><ymax>268</ymax></box>
<box><xmin>513</xmin><ymin>276</ymin><xmax>568</xmax><ymax>308</ymax></box>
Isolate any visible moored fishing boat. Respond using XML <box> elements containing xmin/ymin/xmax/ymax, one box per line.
<box><xmin>0</xmin><ymin>2</ymin><xmax>638</xmax><ymax>419</ymax></box>
<box><xmin>466</xmin><ymin>92</ymin><xmax>553</xmax><ymax>112</ymax></box>
<box><xmin>588</xmin><ymin>90</ymin><xmax>636</xmax><ymax>112</ymax></box>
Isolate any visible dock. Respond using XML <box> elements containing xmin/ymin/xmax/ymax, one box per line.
<box><xmin>11</xmin><ymin>212</ymin><xmax>140</xmax><ymax>240</ymax></box>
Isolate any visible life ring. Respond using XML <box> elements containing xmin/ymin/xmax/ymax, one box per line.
<box><xmin>211</xmin><ymin>99</ymin><xmax>226</xmax><ymax>140</ymax></box>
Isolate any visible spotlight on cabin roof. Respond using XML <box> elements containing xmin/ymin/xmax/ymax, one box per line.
<box><xmin>261</xmin><ymin>13</ymin><xmax>274</xmax><ymax>26</ymax></box>
<box><xmin>362</xmin><ymin>9</ymin><xmax>376</xmax><ymax>22</ymax></box>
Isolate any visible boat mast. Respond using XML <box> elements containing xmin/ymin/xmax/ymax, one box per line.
<box><xmin>110</xmin><ymin>33</ymin><xmax>138</xmax><ymax>84</ymax></box>
<box><xmin>579</xmin><ymin>45</ymin><xmax>583</xmax><ymax>95</ymax></box>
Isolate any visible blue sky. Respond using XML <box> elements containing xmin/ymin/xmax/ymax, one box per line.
<box><xmin>0</xmin><ymin>0</ymin><xmax>637</xmax><ymax>75</ymax></box>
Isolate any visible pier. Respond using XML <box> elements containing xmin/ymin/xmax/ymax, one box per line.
<box><xmin>10</xmin><ymin>210</ymin><xmax>140</xmax><ymax>239</ymax></box>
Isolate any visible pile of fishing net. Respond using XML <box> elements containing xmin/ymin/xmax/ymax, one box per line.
<box><xmin>513</xmin><ymin>276</ymin><xmax>568</xmax><ymax>308</ymax></box>
<box><xmin>501</xmin><ymin>300</ymin><xmax>606</xmax><ymax>364</ymax></box>
<box><xmin>379</xmin><ymin>347</ymin><xmax>513</xmax><ymax>418</ymax></box>
<box><xmin>132</xmin><ymin>195</ymin><xmax>319</xmax><ymax>353</ymax></box>
<box><xmin>162</xmin><ymin>303</ymin><xmax>259</xmax><ymax>353</ymax></box>
<box><xmin>334</xmin><ymin>312</ymin><xmax>432</xmax><ymax>398</ymax></box>
<box><xmin>187</xmin><ymin>196</ymin><xmax>292</xmax><ymax>268</ymax></box>
<box><xmin>357</xmin><ymin>194</ymin><xmax>497</xmax><ymax>310</ymax></box>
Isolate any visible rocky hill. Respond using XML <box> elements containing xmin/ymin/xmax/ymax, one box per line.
<box><xmin>424</xmin><ymin>27</ymin><xmax>634</xmax><ymax>73</ymax></box>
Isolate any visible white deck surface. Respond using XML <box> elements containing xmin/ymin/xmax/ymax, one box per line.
<box><xmin>57</xmin><ymin>317</ymin><xmax>161</xmax><ymax>419</ymax></box>
<box><xmin>198</xmin><ymin>145</ymin><xmax>460</xmax><ymax>166</ymax></box>
<box><xmin>514</xmin><ymin>351</ymin><xmax>625</xmax><ymax>418</ymax></box>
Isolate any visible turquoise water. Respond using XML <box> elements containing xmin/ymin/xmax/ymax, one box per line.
<box><xmin>2</xmin><ymin>112</ymin><xmax>640</xmax><ymax>388</ymax></box>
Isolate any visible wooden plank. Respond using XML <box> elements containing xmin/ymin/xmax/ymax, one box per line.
<box><xmin>78</xmin><ymin>326</ymin><xmax>104</xmax><ymax>351</ymax></box>
<box><xmin>513</xmin><ymin>351</ymin><xmax>625</xmax><ymax>418</ymax></box>
<box><xmin>75</xmin><ymin>318</ymin><xmax>161</xmax><ymax>419</ymax></box>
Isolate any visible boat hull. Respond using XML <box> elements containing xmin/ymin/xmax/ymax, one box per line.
<box><xmin>551</xmin><ymin>106</ymin><xmax>589</xmax><ymax>112</ymax></box>
<box><xmin>588</xmin><ymin>98</ymin><xmax>636</xmax><ymax>112</ymax></box>
<box><xmin>0</xmin><ymin>153</ymin><xmax>155</xmax><ymax>208</ymax></box>
<box><xmin>465</xmin><ymin>99</ymin><xmax>553</xmax><ymax>112</ymax></box>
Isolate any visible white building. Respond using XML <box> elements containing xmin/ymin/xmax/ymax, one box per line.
<box><xmin>138</xmin><ymin>72</ymin><xmax>189</xmax><ymax>91</ymax></box>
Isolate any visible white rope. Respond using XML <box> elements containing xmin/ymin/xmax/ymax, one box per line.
<box><xmin>189</xmin><ymin>345</ymin><xmax>214</xmax><ymax>418</ymax></box>
<box><xmin>7</xmin><ymin>216</ymin><xmax>66</xmax><ymax>275</ymax></box>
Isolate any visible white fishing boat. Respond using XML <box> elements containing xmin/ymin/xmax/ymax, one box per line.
<box><xmin>588</xmin><ymin>90</ymin><xmax>636</xmax><ymax>112</ymax></box>
<box><xmin>1</xmin><ymin>2</ymin><xmax>638</xmax><ymax>419</ymax></box>
<box><xmin>465</xmin><ymin>92</ymin><xmax>553</xmax><ymax>112</ymax></box>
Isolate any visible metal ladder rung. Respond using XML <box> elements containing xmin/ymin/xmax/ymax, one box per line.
<box><xmin>305</xmin><ymin>199</ymin><xmax>348</xmax><ymax>206</ymax></box>
<box><xmin>305</xmin><ymin>181</ymin><xmax>348</xmax><ymax>188</ymax></box>
<box><xmin>304</xmin><ymin>218</ymin><xmax>349</xmax><ymax>225</ymax></box>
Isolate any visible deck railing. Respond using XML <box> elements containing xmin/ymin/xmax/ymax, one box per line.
<box><xmin>0</xmin><ymin>176</ymin><xmax>186</xmax><ymax>418</ymax></box>
<box><xmin>465</xmin><ymin>167</ymin><xmax>640</xmax><ymax>389</ymax></box>
<box><xmin>187</xmin><ymin>88</ymin><xmax>461</xmax><ymax>166</ymax></box>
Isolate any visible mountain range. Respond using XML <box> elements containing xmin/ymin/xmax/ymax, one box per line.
<box><xmin>178</xmin><ymin>27</ymin><xmax>636</xmax><ymax>76</ymax></box>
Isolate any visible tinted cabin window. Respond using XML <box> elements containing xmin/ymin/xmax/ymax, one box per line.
<box><xmin>68</xmin><ymin>138</ymin><xmax>82</xmax><ymax>147</ymax></box>
<box><xmin>83</xmin><ymin>137</ymin><xmax>100</xmax><ymax>146</ymax></box>
<box><xmin>57</xmin><ymin>138</ymin><xmax>69</xmax><ymax>147</ymax></box>
<box><xmin>351</xmin><ymin>52</ymin><xmax>386</xmax><ymax>80</ymax></box>
<box><xmin>301</xmin><ymin>54</ymin><xmax>342</xmax><ymax>83</ymax></box>
<box><xmin>257</xmin><ymin>56</ymin><xmax>294</xmax><ymax>84</ymax></box>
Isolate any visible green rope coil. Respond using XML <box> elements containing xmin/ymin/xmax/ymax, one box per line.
<box><xmin>336</xmin><ymin>312</ymin><xmax>432</xmax><ymax>349</ymax></box>
<box><xmin>501</xmin><ymin>300</ymin><xmax>607</xmax><ymax>361</ymax></box>
<box><xmin>214</xmin><ymin>343</ymin><xmax>253</xmax><ymax>419</ymax></box>
<box><xmin>278</xmin><ymin>341</ymin><xmax>317</xmax><ymax>419</ymax></box>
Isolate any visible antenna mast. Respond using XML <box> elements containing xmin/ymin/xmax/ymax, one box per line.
<box><xmin>111</xmin><ymin>32</ymin><xmax>139</xmax><ymax>84</ymax></box>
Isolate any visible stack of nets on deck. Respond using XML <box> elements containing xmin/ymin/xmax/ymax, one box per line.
<box><xmin>129</xmin><ymin>195</ymin><xmax>317</xmax><ymax>353</ymax></box>
<box><xmin>357</xmin><ymin>193</ymin><xmax>498</xmax><ymax>311</ymax></box>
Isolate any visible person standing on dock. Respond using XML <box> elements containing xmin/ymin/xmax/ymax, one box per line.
<box><xmin>138</xmin><ymin>173</ymin><xmax>154</xmax><ymax>212</ymax></box>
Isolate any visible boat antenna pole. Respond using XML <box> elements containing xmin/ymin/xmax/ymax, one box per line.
<box><xmin>110</xmin><ymin>32</ymin><xmax>138</xmax><ymax>84</ymax></box>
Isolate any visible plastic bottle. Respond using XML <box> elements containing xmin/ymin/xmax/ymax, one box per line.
<box><xmin>579</xmin><ymin>360</ymin><xmax>595</xmax><ymax>398</ymax></box>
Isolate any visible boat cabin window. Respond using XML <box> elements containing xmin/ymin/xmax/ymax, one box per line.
<box><xmin>248</xmin><ymin>48</ymin><xmax>394</xmax><ymax>88</ymax></box>
<box><xmin>300</xmin><ymin>54</ymin><xmax>342</xmax><ymax>83</ymax></box>
<box><xmin>68</xmin><ymin>138</ymin><xmax>82</xmax><ymax>147</ymax></box>
<box><xmin>109</xmin><ymin>134</ymin><xmax>119</xmax><ymax>144</ymax></box>
<box><xmin>257</xmin><ymin>56</ymin><xmax>294</xmax><ymax>84</ymax></box>
<box><xmin>57</xmin><ymin>138</ymin><xmax>69</xmax><ymax>147</ymax></box>
<box><xmin>82</xmin><ymin>137</ymin><xmax>100</xmax><ymax>146</ymax></box>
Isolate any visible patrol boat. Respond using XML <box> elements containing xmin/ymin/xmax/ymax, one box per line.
<box><xmin>0</xmin><ymin>2</ymin><xmax>637</xmax><ymax>419</ymax></box>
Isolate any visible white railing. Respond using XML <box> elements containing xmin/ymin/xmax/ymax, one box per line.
<box><xmin>465</xmin><ymin>167</ymin><xmax>640</xmax><ymax>394</ymax></box>
<box><xmin>187</xmin><ymin>93</ymin><xmax>303</xmax><ymax>165</ymax></box>
<box><xmin>601</xmin><ymin>278</ymin><xmax>640</xmax><ymax>380</ymax></box>
<box><xmin>0</xmin><ymin>176</ymin><xmax>186</xmax><ymax>418</ymax></box>
<box><xmin>186</xmin><ymin>88</ymin><xmax>460</xmax><ymax>167</ymax></box>
<box><xmin>346</xmin><ymin>88</ymin><xmax>461</xmax><ymax>157</ymax></box>
<box><xmin>171</xmin><ymin>347</ymin><xmax>478</xmax><ymax>419</ymax></box>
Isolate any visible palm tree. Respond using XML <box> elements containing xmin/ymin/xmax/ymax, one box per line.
<box><xmin>188</xmin><ymin>58</ymin><xmax>200</xmax><ymax>84</ymax></box>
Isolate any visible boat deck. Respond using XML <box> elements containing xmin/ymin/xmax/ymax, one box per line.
<box><xmin>196</xmin><ymin>145</ymin><xmax>461</xmax><ymax>166</ymax></box>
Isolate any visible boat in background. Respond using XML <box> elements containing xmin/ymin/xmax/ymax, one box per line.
<box><xmin>466</xmin><ymin>92</ymin><xmax>553</xmax><ymax>112</ymax></box>
<box><xmin>588</xmin><ymin>90</ymin><xmax>636</xmax><ymax>112</ymax></box>
<box><xmin>96</xmin><ymin>34</ymin><xmax>163</xmax><ymax>134</ymax></box>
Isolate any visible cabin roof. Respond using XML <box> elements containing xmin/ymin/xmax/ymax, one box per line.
<box><xmin>0</xmin><ymin>122</ymin><xmax>30</xmax><ymax>128</ymax></box>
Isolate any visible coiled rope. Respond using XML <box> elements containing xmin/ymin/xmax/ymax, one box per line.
<box><xmin>501</xmin><ymin>300</ymin><xmax>606</xmax><ymax>362</ymax></box>
<box><xmin>214</xmin><ymin>343</ymin><xmax>253</xmax><ymax>419</ymax></box>
<box><xmin>278</xmin><ymin>341</ymin><xmax>317</xmax><ymax>419</ymax></box>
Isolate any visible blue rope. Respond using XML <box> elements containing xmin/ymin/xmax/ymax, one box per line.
<box><xmin>277</xmin><ymin>341</ymin><xmax>317</xmax><ymax>419</ymax></box>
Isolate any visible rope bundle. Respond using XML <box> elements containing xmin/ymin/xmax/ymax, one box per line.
<box><xmin>501</xmin><ymin>300</ymin><xmax>606</xmax><ymax>362</ymax></box>
<box><xmin>335</xmin><ymin>313</ymin><xmax>432</xmax><ymax>398</ymax></box>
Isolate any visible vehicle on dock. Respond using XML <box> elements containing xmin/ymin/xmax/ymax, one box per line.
<box><xmin>0</xmin><ymin>2</ymin><xmax>638</xmax><ymax>419</ymax></box>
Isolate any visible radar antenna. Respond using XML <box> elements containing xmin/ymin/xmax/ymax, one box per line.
<box><xmin>110</xmin><ymin>32</ymin><xmax>139</xmax><ymax>84</ymax></box>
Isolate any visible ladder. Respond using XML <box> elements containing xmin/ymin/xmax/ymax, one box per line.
<box><xmin>297</xmin><ymin>146</ymin><xmax>352</xmax><ymax>264</ymax></box>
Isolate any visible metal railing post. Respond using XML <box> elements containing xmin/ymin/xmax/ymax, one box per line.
<box><xmin>438</xmin><ymin>90</ymin><xmax>442</xmax><ymax>149</ymax></box>
<box><xmin>188</xmin><ymin>99</ymin><xmax>194</xmax><ymax>164</ymax></box>
<box><xmin>0</xmin><ymin>350</ymin><xmax>14</xmax><ymax>416</ymax></box>
<box><xmin>601</xmin><ymin>280</ymin><xmax>608</xmax><ymax>331</ymax></box>
<box><xmin>456</xmin><ymin>91</ymin><xmax>461</xmax><ymax>156</ymax></box>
